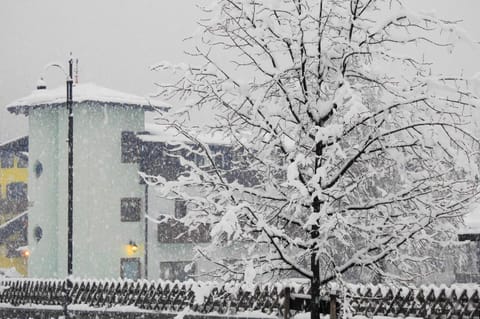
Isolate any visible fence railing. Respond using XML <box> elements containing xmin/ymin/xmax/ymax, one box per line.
<box><xmin>0</xmin><ymin>278</ymin><xmax>479</xmax><ymax>318</ymax></box>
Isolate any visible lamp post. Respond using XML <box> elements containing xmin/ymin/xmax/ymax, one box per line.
<box><xmin>45</xmin><ymin>56</ymin><xmax>74</xmax><ymax>318</ymax></box>
<box><xmin>67</xmin><ymin>57</ymin><xmax>74</xmax><ymax>279</ymax></box>
<box><xmin>45</xmin><ymin>57</ymin><xmax>74</xmax><ymax>277</ymax></box>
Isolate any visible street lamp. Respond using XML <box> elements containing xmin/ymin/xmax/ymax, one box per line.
<box><xmin>126</xmin><ymin>241</ymin><xmax>139</xmax><ymax>255</ymax></box>
<box><xmin>44</xmin><ymin>55</ymin><xmax>74</xmax><ymax>319</ymax></box>
<box><xmin>44</xmin><ymin>57</ymin><xmax>74</xmax><ymax>278</ymax></box>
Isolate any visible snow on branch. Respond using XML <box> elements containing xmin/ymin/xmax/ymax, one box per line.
<box><xmin>149</xmin><ymin>0</ymin><xmax>480</xmax><ymax>288</ymax></box>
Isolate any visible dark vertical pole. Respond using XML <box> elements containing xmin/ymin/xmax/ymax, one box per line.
<box><xmin>63</xmin><ymin>56</ymin><xmax>74</xmax><ymax>319</ymax></box>
<box><xmin>311</xmin><ymin>140</ymin><xmax>323</xmax><ymax>319</ymax></box>
<box><xmin>329</xmin><ymin>291</ymin><xmax>337</xmax><ymax>319</ymax></box>
<box><xmin>67</xmin><ymin>57</ymin><xmax>74</xmax><ymax>277</ymax></box>
<box><xmin>310</xmin><ymin>210</ymin><xmax>320</xmax><ymax>319</ymax></box>
<box><xmin>283</xmin><ymin>287</ymin><xmax>291</xmax><ymax>319</ymax></box>
<box><xmin>144</xmin><ymin>184</ymin><xmax>149</xmax><ymax>279</ymax></box>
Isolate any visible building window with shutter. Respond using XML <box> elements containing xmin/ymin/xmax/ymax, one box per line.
<box><xmin>121</xmin><ymin>198</ymin><xmax>141</xmax><ymax>222</ymax></box>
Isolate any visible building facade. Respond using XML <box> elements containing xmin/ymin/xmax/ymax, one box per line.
<box><xmin>7</xmin><ymin>83</ymin><xmax>167</xmax><ymax>279</ymax></box>
<box><xmin>0</xmin><ymin>137</ymin><xmax>28</xmax><ymax>276</ymax></box>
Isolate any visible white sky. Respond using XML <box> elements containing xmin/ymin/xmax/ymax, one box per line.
<box><xmin>0</xmin><ymin>0</ymin><xmax>479</xmax><ymax>141</ymax></box>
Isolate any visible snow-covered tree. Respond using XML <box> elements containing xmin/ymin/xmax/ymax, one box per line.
<box><xmin>149</xmin><ymin>1</ymin><xmax>480</xmax><ymax>317</ymax></box>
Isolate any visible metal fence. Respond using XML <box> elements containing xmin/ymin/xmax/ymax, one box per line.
<box><xmin>0</xmin><ymin>278</ymin><xmax>287</xmax><ymax>319</ymax></box>
<box><xmin>0</xmin><ymin>278</ymin><xmax>479</xmax><ymax>318</ymax></box>
<box><xmin>345</xmin><ymin>284</ymin><xmax>480</xmax><ymax>318</ymax></box>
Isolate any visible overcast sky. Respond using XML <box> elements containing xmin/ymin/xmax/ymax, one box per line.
<box><xmin>1</xmin><ymin>0</ymin><xmax>480</xmax><ymax>141</ymax></box>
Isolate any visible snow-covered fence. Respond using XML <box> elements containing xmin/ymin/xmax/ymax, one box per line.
<box><xmin>0</xmin><ymin>278</ymin><xmax>479</xmax><ymax>318</ymax></box>
<box><xmin>0</xmin><ymin>278</ymin><xmax>289</xmax><ymax>318</ymax></box>
<box><xmin>287</xmin><ymin>284</ymin><xmax>480</xmax><ymax>318</ymax></box>
<box><xmin>344</xmin><ymin>284</ymin><xmax>480</xmax><ymax>318</ymax></box>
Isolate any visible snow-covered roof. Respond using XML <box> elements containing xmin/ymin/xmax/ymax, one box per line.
<box><xmin>0</xmin><ymin>136</ymin><xmax>28</xmax><ymax>154</ymax></box>
<box><xmin>6</xmin><ymin>83</ymin><xmax>170</xmax><ymax>115</ymax></box>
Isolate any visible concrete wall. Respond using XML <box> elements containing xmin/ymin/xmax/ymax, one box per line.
<box><xmin>28</xmin><ymin>107</ymin><xmax>61</xmax><ymax>278</ymax></box>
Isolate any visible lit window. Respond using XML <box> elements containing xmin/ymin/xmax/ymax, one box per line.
<box><xmin>120</xmin><ymin>258</ymin><xmax>141</xmax><ymax>280</ymax></box>
<box><xmin>121</xmin><ymin>198</ymin><xmax>141</xmax><ymax>222</ymax></box>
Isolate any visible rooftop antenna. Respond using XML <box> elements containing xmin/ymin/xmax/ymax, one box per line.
<box><xmin>75</xmin><ymin>58</ymin><xmax>79</xmax><ymax>84</ymax></box>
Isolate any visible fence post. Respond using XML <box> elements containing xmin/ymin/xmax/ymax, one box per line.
<box><xmin>330</xmin><ymin>290</ymin><xmax>337</xmax><ymax>319</ymax></box>
<box><xmin>283</xmin><ymin>287</ymin><xmax>290</xmax><ymax>319</ymax></box>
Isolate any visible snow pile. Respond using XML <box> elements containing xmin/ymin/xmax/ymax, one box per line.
<box><xmin>0</xmin><ymin>267</ymin><xmax>22</xmax><ymax>278</ymax></box>
<box><xmin>6</xmin><ymin>83</ymin><xmax>170</xmax><ymax>114</ymax></box>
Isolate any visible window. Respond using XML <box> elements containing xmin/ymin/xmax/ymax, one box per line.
<box><xmin>17</xmin><ymin>155</ymin><xmax>28</xmax><ymax>168</ymax></box>
<box><xmin>121</xmin><ymin>198</ymin><xmax>141</xmax><ymax>222</ymax></box>
<box><xmin>6</xmin><ymin>244</ymin><xmax>21</xmax><ymax>258</ymax></box>
<box><xmin>121</xmin><ymin>131</ymin><xmax>141</xmax><ymax>163</ymax></box>
<box><xmin>0</xmin><ymin>153</ymin><xmax>13</xmax><ymax>168</ymax></box>
<box><xmin>174</xmin><ymin>200</ymin><xmax>187</xmax><ymax>219</ymax></box>
<box><xmin>33</xmin><ymin>226</ymin><xmax>43</xmax><ymax>243</ymax></box>
<box><xmin>34</xmin><ymin>160</ymin><xmax>43</xmax><ymax>178</ymax></box>
<box><xmin>195</xmin><ymin>153</ymin><xmax>205</xmax><ymax>167</ymax></box>
<box><xmin>120</xmin><ymin>258</ymin><xmax>141</xmax><ymax>280</ymax></box>
<box><xmin>159</xmin><ymin>261</ymin><xmax>195</xmax><ymax>281</ymax></box>
<box><xmin>6</xmin><ymin>183</ymin><xmax>27</xmax><ymax>202</ymax></box>
<box><xmin>157</xmin><ymin>215</ymin><xmax>211</xmax><ymax>244</ymax></box>
<box><xmin>214</xmin><ymin>153</ymin><xmax>223</xmax><ymax>168</ymax></box>
<box><xmin>6</xmin><ymin>183</ymin><xmax>27</xmax><ymax>212</ymax></box>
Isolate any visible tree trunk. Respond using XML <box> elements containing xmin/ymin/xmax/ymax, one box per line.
<box><xmin>311</xmin><ymin>224</ymin><xmax>321</xmax><ymax>319</ymax></box>
<box><xmin>311</xmin><ymin>137</ymin><xmax>324</xmax><ymax>319</ymax></box>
